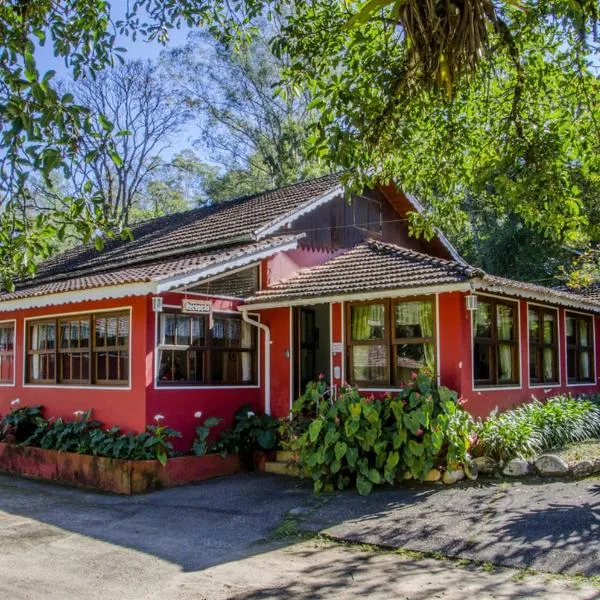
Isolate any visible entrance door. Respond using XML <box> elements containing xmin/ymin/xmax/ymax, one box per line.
<box><xmin>293</xmin><ymin>305</ymin><xmax>330</xmax><ymax>400</ymax></box>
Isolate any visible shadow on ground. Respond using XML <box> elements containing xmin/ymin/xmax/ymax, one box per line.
<box><xmin>0</xmin><ymin>471</ymin><xmax>599</xmax><ymax>577</ymax></box>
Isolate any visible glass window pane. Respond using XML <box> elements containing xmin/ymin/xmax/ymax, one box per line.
<box><xmin>95</xmin><ymin>317</ymin><xmax>106</xmax><ymax>347</ymax></box>
<box><xmin>158</xmin><ymin>349</ymin><xmax>188</xmax><ymax>382</ymax></box>
<box><xmin>162</xmin><ymin>314</ymin><xmax>176</xmax><ymax>345</ymax></box>
<box><xmin>96</xmin><ymin>352</ymin><xmax>107</xmax><ymax>381</ymax></box>
<box><xmin>474</xmin><ymin>301</ymin><xmax>492</xmax><ymax>338</ymax></box>
<box><xmin>579</xmin><ymin>318</ymin><xmax>590</xmax><ymax>347</ymax></box>
<box><xmin>498</xmin><ymin>343</ymin><xmax>515</xmax><ymax>382</ymax></box>
<box><xmin>351</xmin><ymin>345</ymin><xmax>387</xmax><ymax>383</ymax></box>
<box><xmin>566</xmin><ymin>316</ymin><xmax>576</xmax><ymax>345</ymax></box>
<box><xmin>191</xmin><ymin>317</ymin><xmax>205</xmax><ymax>346</ymax></box>
<box><xmin>118</xmin><ymin>315</ymin><xmax>129</xmax><ymax>347</ymax></box>
<box><xmin>474</xmin><ymin>342</ymin><xmax>492</xmax><ymax>381</ymax></box>
<box><xmin>543</xmin><ymin>312</ymin><xmax>555</xmax><ymax>344</ymax></box>
<box><xmin>60</xmin><ymin>320</ymin><xmax>69</xmax><ymax>349</ymax></box>
<box><xmin>395</xmin><ymin>343</ymin><xmax>434</xmax><ymax>383</ymax></box>
<box><xmin>395</xmin><ymin>301</ymin><xmax>433</xmax><ymax>339</ymax></box>
<box><xmin>176</xmin><ymin>315</ymin><xmax>190</xmax><ymax>345</ymax></box>
<box><xmin>80</xmin><ymin>319</ymin><xmax>90</xmax><ymax>348</ymax></box>
<box><xmin>528</xmin><ymin>309</ymin><xmax>540</xmax><ymax>343</ymax></box>
<box><xmin>543</xmin><ymin>348</ymin><xmax>555</xmax><ymax>382</ymax></box>
<box><xmin>580</xmin><ymin>350</ymin><xmax>591</xmax><ymax>380</ymax></box>
<box><xmin>119</xmin><ymin>353</ymin><xmax>128</xmax><ymax>383</ymax></box>
<box><xmin>106</xmin><ymin>317</ymin><xmax>117</xmax><ymax>347</ymax></box>
<box><xmin>496</xmin><ymin>304</ymin><xmax>515</xmax><ymax>341</ymax></box>
<box><xmin>530</xmin><ymin>347</ymin><xmax>541</xmax><ymax>383</ymax></box>
<box><xmin>351</xmin><ymin>304</ymin><xmax>385</xmax><ymax>341</ymax></box>
<box><xmin>61</xmin><ymin>353</ymin><xmax>71</xmax><ymax>381</ymax></box>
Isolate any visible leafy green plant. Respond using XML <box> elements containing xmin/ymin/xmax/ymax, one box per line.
<box><xmin>192</xmin><ymin>413</ymin><xmax>222</xmax><ymax>456</ymax></box>
<box><xmin>0</xmin><ymin>403</ymin><xmax>44</xmax><ymax>444</ymax></box>
<box><xmin>214</xmin><ymin>405</ymin><xmax>281</xmax><ymax>456</ymax></box>
<box><xmin>290</xmin><ymin>374</ymin><xmax>474</xmax><ymax>495</ymax></box>
<box><xmin>475</xmin><ymin>394</ymin><xmax>600</xmax><ymax>461</ymax></box>
<box><xmin>143</xmin><ymin>415</ymin><xmax>182</xmax><ymax>466</ymax></box>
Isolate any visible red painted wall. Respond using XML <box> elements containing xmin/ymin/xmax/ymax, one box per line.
<box><xmin>447</xmin><ymin>292</ymin><xmax>600</xmax><ymax>418</ymax></box>
<box><xmin>144</xmin><ymin>292</ymin><xmax>262</xmax><ymax>450</ymax></box>
<box><xmin>330</xmin><ymin>292</ymin><xmax>600</xmax><ymax>419</ymax></box>
<box><xmin>0</xmin><ymin>296</ymin><xmax>148</xmax><ymax>434</ymax></box>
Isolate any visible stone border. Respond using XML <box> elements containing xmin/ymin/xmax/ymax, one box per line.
<box><xmin>474</xmin><ymin>454</ymin><xmax>600</xmax><ymax>479</ymax></box>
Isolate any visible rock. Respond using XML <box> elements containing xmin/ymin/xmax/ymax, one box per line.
<box><xmin>424</xmin><ymin>468</ymin><xmax>442</xmax><ymax>482</ymax></box>
<box><xmin>593</xmin><ymin>458</ymin><xmax>600</xmax><ymax>473</ymax></box>
<box><xmin>289</xmin><ymin>506</ymin><xmax>310</xmax><ymax>517</ymax></box>
<box><xmin>534</xmin><ymin>454</ymin><xmax>569</xmax><ymax>477</ymax></box>
<box><xmin>464</xmin><ymin>461</ymin><xmax>479</xmax><ymax>481</ymax></box>
<box><xmin>502</xmin><ymin>459</ymin><xmax>530</xmax><ymax>477</ymax></box>
<box><xmin>473</xmin><ymin>456</ymin><xmax>497</xmax><ymax>475</ymax></box>
<box><xmin>570</xmin><ymin>460</ymin><xmax>595</xmax><ymax>478</ymax></box>
<box><xmin>443</xmin><ymin>468</ymin><xmax>465</xmax><ymax>485</ymax></box>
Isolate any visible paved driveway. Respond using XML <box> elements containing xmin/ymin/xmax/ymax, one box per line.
<box><xmin>303</xmin><ymin>477</ymin><xmax>600</xmax><ymax>576</ymax></box>
<box><xmin>1</xmin><ymin>472</ymin><xmax>599</xmax><ymax>599</ymax></box>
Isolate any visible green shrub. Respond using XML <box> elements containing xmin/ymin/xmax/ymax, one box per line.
<box><xmin>192</xmin><ymin>415</ymin><xmax>222</xmax><ymax>456</ymax></box>
<box><xmin>214</xmin><ymin>405</ymin><xmax>281</xmax><ymax>455</ymax></box>
<box><xmin>17</xmin><ymin>410</ymin><xmax>182</xmax><ymax>465</ymax></box>
<box><xmin>475</xmin><ymin>394</ymin><xmax>600</xmax><ymax>461</ymax></box>
<box><xmin>0</xmin><ymin>403</ymin><xmax>43</xmax><ymax>444</ymax></box>
<box><xmin>289</xmin><ymin>374</ymin><xmax>474</xmax><ymax>495</ymax></box>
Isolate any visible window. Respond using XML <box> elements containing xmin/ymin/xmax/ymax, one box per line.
<box><xmin>0</xmin><ymin>323</ymin><xmax>15</xmax><ymax>384</ymax></box>
<box><xmin>347</xmin><ymin>298</ymin><xmax>435</xmax><ymax>387</ymax></box>
<box><xmin>157</xmin><ymin>313</ymin><xmax>257</xmax><ymax>386</ymax></box>
<box><xmin>473</xmin><ymin>297</ymin><xmax>519</xmax><ymax>387</ymax></box>
<box><xmin>528</xmin><ymin>306</ymin><xmax>559</xmax><ymax>385</ymax></box>
<box><xmin>566</xmin><ymin>312</ymin><xmax>595</xmax><ymax>384</ymax></box>
<box><xmin>26</xmin><ymin>311</ymin><xmax>130</xmax><ymax>385</ymax></box>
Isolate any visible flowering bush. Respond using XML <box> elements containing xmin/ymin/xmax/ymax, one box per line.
<box><xmin>1</xmin><ymin>407</ymin><xmax>182</xmax><ymax>465</ymax></box>
<box><xmin>289</xmin><ymin>374</ymin><xmax>474</xmax><ymax>495</ymax></box>
<box><xmin>192</xmin><ymin>412</ymin><xmax>222</xmax><ymax>456</ymax></box>
<box><xmin>0</xmin><ymin>402</ymin><xmax>43</xmax><ymax>444</ymax></box>
<box><xmin>214</xmin><ymin>405</ymin><xmax>281</xmax><ymax>457</ymax></box>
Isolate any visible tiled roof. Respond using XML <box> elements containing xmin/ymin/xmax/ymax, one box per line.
<box><xmin>0</xmin><ymin>236</ymin><xmax>300</xmax><ymax>304</ymax></box>
<box><xmin>480</xmin><ymin>276</ymin><xmax>600</xmax><ymax>308</ymax></box>
<box><xmin>32</xmin><ymin>174</ymin><xmax>341</xmax><ymax>284</ymax></box>
<box><xmin>553</xmin><ymin>283</ymin><xmax>600</xmax><ymax>303</ymax></box>
<box><xmin>245</xmin><ymin>240</ymin><xmax>600</xmax><ymax>311</ymax></box>
<box><xmin>246</xmin><ymin>240</ymin><xmax>478</xmax><ymax>303</ymax></box>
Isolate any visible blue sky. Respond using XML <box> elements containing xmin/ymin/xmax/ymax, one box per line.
<box><xmin>35</xmin><ymin>5</ymin><xmax>200</xmax><ymax>159</ymax></box>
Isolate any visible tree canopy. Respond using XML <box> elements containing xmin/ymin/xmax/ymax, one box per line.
<box><xmin>1</xmin><ymin>0</ymin><xmax>599</xmax><ymax>286</ymax></box>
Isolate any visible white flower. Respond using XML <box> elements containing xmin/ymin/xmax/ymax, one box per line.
<box><xmin>73</xmin><ymin>410</ymin><xmax>85</xmax><ymax>418</ymax></box>
<box><xmin>247</xmin><ymin>411</ymin><xmax>255</xmax><ymax>417</ymax></box>
<box><xmin>154</xmin><ymin>414</ymin><xmax>165</xmax><ymax>422</ymax></box>
<box><xmin>194</xmin><ymin>411</ymin><xmax>203</xmax><ymax>419</ymax></box>
<box><xmin>10</xmin><ymin>398</ymin><xmax>20</xmax><ymax>407</ymax></box>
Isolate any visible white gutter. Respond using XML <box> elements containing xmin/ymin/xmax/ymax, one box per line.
<box><xmin>240</xmin><ymin>308</ymin><xmax>272</xmax><ymax>415</ymax></box>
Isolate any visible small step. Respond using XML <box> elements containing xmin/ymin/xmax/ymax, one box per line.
<box><xmin>264</xmin><ymin>461</ymin><xmax>300</xmax><ymax>477</ymax></box>
<box><xmin>276</xmin><ymin>450</ymin><xmax>298</xmax><ymax>463</ymax></box>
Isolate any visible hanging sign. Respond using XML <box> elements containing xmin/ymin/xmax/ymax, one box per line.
<box><xmin>182</xmin><ymin>299</ymin><xmax>212</xmax><ymax>315</ymax></box>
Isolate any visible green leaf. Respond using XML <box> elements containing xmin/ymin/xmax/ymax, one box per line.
<box><xmin>109</xmin><ymin>150</ymin><xmax>123</xmax><ymax>168</ymax></box>
<box><xmin>309</xmin><ymin>419</ymin><xmax>324</xmax><ymax>442</ymax></box>
<box><xmin>334</xmin><ymin>441</ymin><xmax>347</xmax><ymax>461</ymax></box>
<box><xmin>356</xmin><ymin>475</ymin><xmax>373</xmax><ymax>496</ymax></box>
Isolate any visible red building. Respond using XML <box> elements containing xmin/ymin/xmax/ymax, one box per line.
<box><xmin>0</xmin><ymin>174</ymin><xmax>598</xmax><ymax>448</ymax></box>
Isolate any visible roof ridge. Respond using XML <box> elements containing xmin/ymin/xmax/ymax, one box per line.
<box><xmin>365</xmin><ymin>239</ymin><xmax>477</xmax><ymax>273</ymax></box>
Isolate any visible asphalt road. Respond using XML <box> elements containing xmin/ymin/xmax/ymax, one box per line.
<box><xmin>1</xmin><ymin>472</ymin><xmax>599</xmax><ymax>599</ymax></box>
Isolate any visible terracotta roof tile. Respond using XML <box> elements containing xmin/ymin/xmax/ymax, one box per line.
<box><xmin>0</xmin><ymin>236</ymin><xmax>299</xmax><ymax>303</ymax></box>
<box><xmin>33</xmin><ymin>174</ymin><xmax>341</xmax><ymax>283</ymax></box>
<box><xmin>246</xmin><ymin>240</ymin><xmax>478</xmax><ymax>303</ymax></box>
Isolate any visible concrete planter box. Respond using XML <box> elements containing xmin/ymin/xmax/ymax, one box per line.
<box><xmin>0</xmin><ymin>442</ymin><xmax>241</xmax><ymax>494</ymax></box>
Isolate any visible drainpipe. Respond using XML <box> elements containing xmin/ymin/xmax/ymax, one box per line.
<box><xmin>240</xmin><ymin>308</ymin><xmax>271</xmax><ymax>415</ymax></box>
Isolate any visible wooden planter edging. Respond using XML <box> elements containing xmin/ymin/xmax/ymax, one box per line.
<box><xmin>0</xmin><ymin>442</ymin><xmax>242</xmax><ymax>495</ymax></box>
